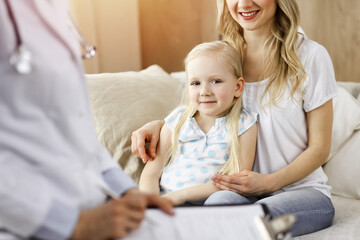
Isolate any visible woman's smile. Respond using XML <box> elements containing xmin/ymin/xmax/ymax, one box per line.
<box><xmin>240</xmin><ymin>10</ymin><xmax>259</xmax><ymax>20</ymax></box>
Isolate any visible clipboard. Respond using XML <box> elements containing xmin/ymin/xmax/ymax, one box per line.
<box><xmin>122</xmin><ymin>204</ymin><xmax>295</xmax><ymax>240</ymax></box>
<box><xmin>255</xmin><ymin>212</ymin><xmax>296</xmax><ymax>240</ymax></box>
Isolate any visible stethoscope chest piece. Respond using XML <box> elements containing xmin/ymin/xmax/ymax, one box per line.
<box><xmin>5</xmin><ymin>0</ymin><xmax>94</xmax><ymax>75</ymax></box>
<box><xmin>10</xmin><ymin>45</ymin><xmax>33</xmax><ymax>74</ymax></box>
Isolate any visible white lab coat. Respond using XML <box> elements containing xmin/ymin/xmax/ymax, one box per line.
<box><xmin>0</xmin><ymin>0</ymin><xmax>135</xmax><ymax>238</ymax></box>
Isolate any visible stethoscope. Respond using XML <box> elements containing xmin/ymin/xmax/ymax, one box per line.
<box><xmin>4</xmin><ymin>0</ymin><xmax>96</xmax><ymax>75</ymax></box>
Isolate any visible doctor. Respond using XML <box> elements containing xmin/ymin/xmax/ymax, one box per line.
<box><xmin>0</xmin><ymin>1</ymin><xmax>173</xmax><ymax>239</ymax></box>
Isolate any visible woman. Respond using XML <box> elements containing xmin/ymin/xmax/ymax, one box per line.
<box><xmin>132</xmin><ymin>0</ymin><xmax>336</xmax><ymax>236</ymax></box>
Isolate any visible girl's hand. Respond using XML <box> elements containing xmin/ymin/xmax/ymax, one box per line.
<box><xmin>131</xmin><ymin>120</ymin><xmax>165</xmax><ymax>163</ymax></box>
<box><xmin>211</xmin><ymin>170</ymin><xmax>278</xmax><ymax>196</ymax></box>
<box><xmin>162</xmin><ymin>191</ymin><xmax>186</xmax><ymax>206</ymax></box>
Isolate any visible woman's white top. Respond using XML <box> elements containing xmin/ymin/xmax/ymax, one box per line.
<box><xmin>160</xmin><ymin>106</ymin><xmax>258</xmax><ymax>193</ymax></box>
<box><xmin>242</xmin><ymin>36</ymin><xmax>337</xmax><ymax>198</ymax></box>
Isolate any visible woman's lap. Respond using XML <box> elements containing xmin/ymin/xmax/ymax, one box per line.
<box><xmin>204</xmin><ymin>188</ymin><xmax>334</xmax><ymax>237</ymax></box>
<box><xmin>204</xmin><ymin>190</ymin><xmax>256</xmax><ymax>205</ymax></box>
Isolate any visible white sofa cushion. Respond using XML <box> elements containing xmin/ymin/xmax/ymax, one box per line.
<box><xmin>324</xmin><ymin>130</ymin><xmax>360</xmax><ymax>199</ymax></box>
<box><xmin>328</xmin><ymin>85</ymin><xmax>360</xmax><ymax>160</ymax></box>
<box><xmin>324</xmin><ymin>84</ymin><xmax>360</xmax><ymax>199</ymax></box>
<box><xmin>337</xmin><ymin>81</ymin><xmax>360</xmax><ymax>102</ymax></box>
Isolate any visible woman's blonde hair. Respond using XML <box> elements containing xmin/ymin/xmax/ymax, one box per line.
<box><xmin>217</xmin><ymin>0</ymin><xmax>306</xmax><ymax>106</ymax></box>
<box><xmin>171</xmin><ymin>41</ymin><xmax>244</xmax><ymax>175</ymax></box>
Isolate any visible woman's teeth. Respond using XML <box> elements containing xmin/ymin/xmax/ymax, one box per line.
<box><xmin>241</xmin><ymin>11</ymin><xmax>257</xmax><ymax>17</ymax></box>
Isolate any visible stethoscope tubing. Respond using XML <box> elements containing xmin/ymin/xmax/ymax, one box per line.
<box><xmin>4</xmin><ymin>0</ymin><xmax>22</xmax><ymax>49</ymax></box>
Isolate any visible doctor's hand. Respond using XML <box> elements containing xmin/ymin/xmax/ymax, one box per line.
<box><xmin>131</xmin><ymin>120</ymin><xmax>164</xmax><ymax>163</ymax></box>
<box><xmin>71</xmin><ymin>189</ymin><xmax>173</xmax><ymax>240</ymax></box>
<box><xmin>123</xmin><ymin>188</ymin><xmax>174</xmax><ymax>214</ymax></box>
<box><xmin>211</xmin><ymin>170</ymin><xmax>278</xmax><ymax>196</ymax></box>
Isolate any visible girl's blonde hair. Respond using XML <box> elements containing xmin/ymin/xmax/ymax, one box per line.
<box><xmin>171</xmin><ymin>41</ymin><xmax>244</xmax><ymax>175</ymax></box>
<box><xmin>217</xmin><ymin>0</ymin><xmax>306</xmax><ymax>106</ymax></box>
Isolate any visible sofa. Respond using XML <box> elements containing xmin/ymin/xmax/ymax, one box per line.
<box><xmin>86</xmin><ymin>65</ymin><xmax>360</xmax><ymax>239</ymax></box>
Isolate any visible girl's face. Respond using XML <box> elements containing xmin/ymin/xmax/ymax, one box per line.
<box><xmin>187</xmin><ymin>55</ymin><xmax>244</xmax><ymax>118</ymax></box>
<box><xmin>226</xmin><ymin>0</ymin><xmax>277</xmax><ymax>33</ymax></box>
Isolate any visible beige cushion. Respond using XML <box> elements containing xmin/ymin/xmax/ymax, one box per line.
<box><xmin>328</xmin><ymin>86</ymin><xmax>360</xmax><ymax>159</ymax></box>
<box><xmin>86</xmin><ymin>65</ymin><xmax>183</xmax><ymax>183</ymax></box>
<box><xmin>337</xmin><ymin>81</ymin><xmax>360</xmax><ymax>102</ymax></box>
<box><xmin>324</xmin><ymin>130</ymin><xmax>360</xmax><ymax>199</ymax></box>
<box><xmin>324</xmin><ymin>85</ymin><xmax>360</xmax><ymax>199</ymax></box>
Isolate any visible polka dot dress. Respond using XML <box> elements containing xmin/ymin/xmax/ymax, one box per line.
<box><xmin>160</xmin><ymin>106</ymin><xmax>258</xmax><ymax>194</ymax></box>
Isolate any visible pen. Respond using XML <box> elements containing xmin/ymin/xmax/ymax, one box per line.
<box><xmin>100</xmin><ymin>185</ymin><xmax>157</xmax><ymax>226</ymax></box>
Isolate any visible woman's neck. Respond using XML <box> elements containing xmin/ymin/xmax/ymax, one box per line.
<box><xmin>244</xmin><ymin>27</ymin><xmax>272</xmax><ymax>51</ymax></box>
<box><xmin>243</xmin><ymin>28</ymin><xmax>272</xmax><ymax>83</ymax></box>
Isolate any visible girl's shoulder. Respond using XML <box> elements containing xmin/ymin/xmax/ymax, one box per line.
<box><xmin>240</xmin><ymin>108</ymin><xmax>259</xmax><ymax>120</ymax></box>
<box><xmin>165</xmin><ymin>105</ymin><xmax>187</xmax><ymax>125</ymax></box>
<box><xmin>237</xmin><ymin>108</ymin><xmax>259</xmax><ymax>135</ymax></box>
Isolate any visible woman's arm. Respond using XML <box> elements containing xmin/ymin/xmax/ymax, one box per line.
<box><xmin>131</xmin><ymin>120</ymin><xmax>165</xmax><ymax>162</ymax></box>
<box><xmin>270</xmin><ymin>99</ymin><xmax>333</xmax><ymax>191</ymax></box>
<box><xmin>138</xmin><ymin>125</ymin><xmax>171</xmax><ymax>194</ymax></box>
<box><xmin>212</xmin><ymin>100</ymin><xmax>333</xmax><ymax>196</ymax></box>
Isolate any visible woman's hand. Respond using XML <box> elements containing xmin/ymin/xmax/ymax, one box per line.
<box><xmin>211</xmin><ymin>170</ymin><xmax>278</xmax><ymax>196</ymax></box>
<box><xmin>131</xmin><ymin>120</ymin><xmax>165</xmax><ymax>163</ymax></box>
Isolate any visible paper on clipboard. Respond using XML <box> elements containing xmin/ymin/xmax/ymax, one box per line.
<box><xmin>122</xmin><ymin>204</ymin><xmax>268</xmax><ymax>240</ymax></box>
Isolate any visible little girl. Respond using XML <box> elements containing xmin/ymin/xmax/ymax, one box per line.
<box><xmin>139</xmin><ymin>41</ymin><xmax>258</xmax><ymax>205</ymax></box>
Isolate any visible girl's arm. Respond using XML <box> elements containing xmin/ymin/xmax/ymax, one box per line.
<box><xmin>163</xmin><ymin>123</ymin><xmax>258</xmax><ymax>205</ymax></box>
<box><xmin>212</xmin><ymin>100</ymin><xmax>333</xmax><ymax>196</ymax></box>
<box><xmin>237</xmin><ymin>122</ymin><xmax>258</xmax><ymax>171</ymax></box>
<box><xmin>138</xmin><ymin>124</ymin><xmax>171</xmax><ymax>194</ymax></box>
<box><xmin>162</xmin><ymin>182</ymin><xmax>219</xmax><ymax>205</ymax></box>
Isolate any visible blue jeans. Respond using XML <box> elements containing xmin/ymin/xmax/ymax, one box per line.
<box><xmin>204</xmin><ymin>188</ymin><xmax>335</xmax><ymax>237</ymax></box>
